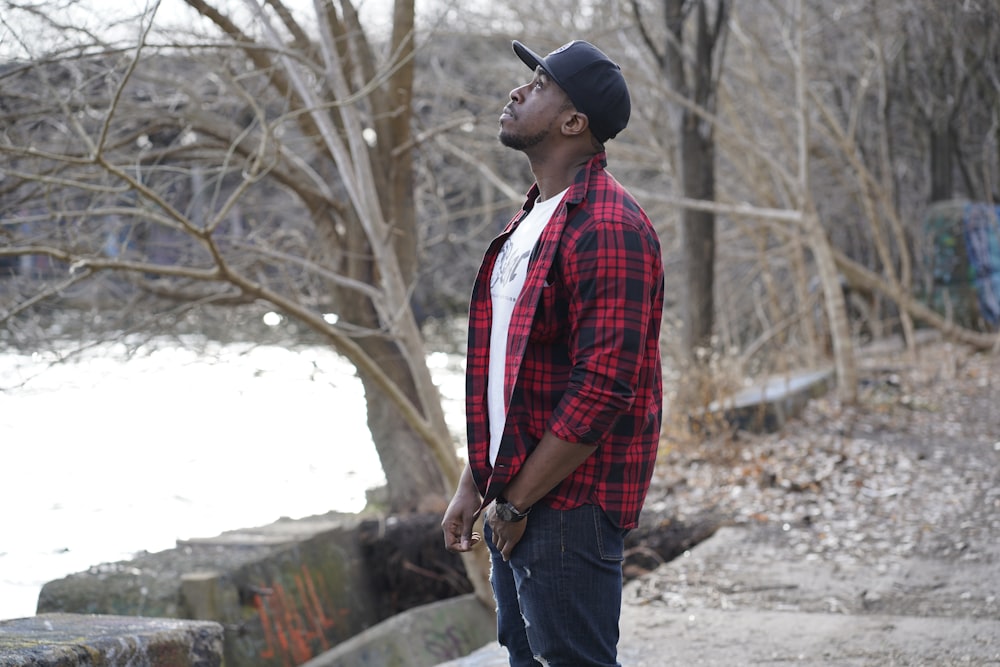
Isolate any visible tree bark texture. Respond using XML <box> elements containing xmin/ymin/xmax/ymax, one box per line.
<box><xmin>929</xmin><ymin>122</ymin><xmax>954</xmax><ymax>203</ymax></box>
<box><xmin>657</xmin><ymin>0</ymin><xmax>727</xmax><ymax>361</ymax></box>
<box><xmin>680</xmin><ymin>119</ymin><xmax>717</xmax><ymax>355</ymax></box>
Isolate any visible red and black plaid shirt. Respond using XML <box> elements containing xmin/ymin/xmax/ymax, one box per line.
<box><xmin>465</xmin><ymin>153</ymin><xmax>664</xmax><ymax>529</ymax></box>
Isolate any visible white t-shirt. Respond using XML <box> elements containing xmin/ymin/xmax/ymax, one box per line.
<box><xmin>487</xmin><ymin>189</ymin><xmax>568</xmax><ymax>466</ymax></box>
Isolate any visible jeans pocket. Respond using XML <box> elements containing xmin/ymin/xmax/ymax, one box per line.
<box><xmin>592</xmin><ymin>506</ymin><xmax>626</xmax><ymax>562</ymax></box>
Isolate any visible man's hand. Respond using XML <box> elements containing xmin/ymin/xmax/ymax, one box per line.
<box><xmin>487</xmin><ymin>503</ymin><xmax>528</xmax><ymax>561</ymax></box>
<box><xmin>441</xmin><ymin>466</ymin><xmax>483</xmax><ymax>553</ymax></box>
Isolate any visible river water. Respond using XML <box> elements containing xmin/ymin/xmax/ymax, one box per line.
<box><xmin>0</xmin><ymin>339</ymin><xmax>466</xmax><ymax>621</ymax></box>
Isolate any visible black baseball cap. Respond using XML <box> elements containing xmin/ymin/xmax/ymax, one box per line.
<box><xmin>512</xmin><ymin>39</ymin><xmax>631</xmax><ymax>143</ymax></box>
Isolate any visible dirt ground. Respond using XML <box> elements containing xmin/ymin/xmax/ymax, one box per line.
<box><xmin>440</xmin><ymin>337</ymin><xmax>1000</xmax><ymax>666</ymax></box>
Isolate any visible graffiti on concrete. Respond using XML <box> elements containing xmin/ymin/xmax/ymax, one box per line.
<box><xmin>253</xmin><ymin>565</ymin><xmax>349</xmax><ymax>666</ymax></box>
<box><xmin>247</xmin><ymin>563</ymin><xmax>483</xmax><ymax>666</ymax></box>
<box><xmin>423</xmin><ymin>622</ymin><xmax>475</xmax><ymax>661</ymax></box>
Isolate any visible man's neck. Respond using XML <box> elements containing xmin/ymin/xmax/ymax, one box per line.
<box><xmin>528</xmin><ymin>151</ymin><xmax>594</xmax><ymax>203</ymax></box>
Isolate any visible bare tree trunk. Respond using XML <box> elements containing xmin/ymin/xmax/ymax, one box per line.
<box><xmin>635</xmin><ymin>0</ymin><xmax>727</xmax><ymax>399</ymax></box>
<box><xmin>664</xmin><ymin>0</ymin><xmax>726</xmax><ymax>361</ymax></box>
<box><xmin>793</xmin><ymin>0</ymin><xmax>856</xmax><ymax>403</ymax></box>
<box><xmin>680</xmin><ymin>121</ymin><xmax>716</xmax><ymax>356</ymax></box>
<box><xmin>359</xmin><ymin>358</ymin><xmax>450</xmax><ymax>511</ymax></box>
<box><xmin>930</xmin><ymin>121</ymin><xmax>954</xmax><ymax>202</ymax></box>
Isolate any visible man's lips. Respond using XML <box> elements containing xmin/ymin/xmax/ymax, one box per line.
<box><xmin>500</xmin><ymin>106</ymin><xmax>514</xmax><ymax>121</ymax></box>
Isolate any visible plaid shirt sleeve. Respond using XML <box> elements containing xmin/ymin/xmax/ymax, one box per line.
<box><xmin>547</xmin><ymin>183</ymin><xmax>660</xmax><ymax>446</ymax></box>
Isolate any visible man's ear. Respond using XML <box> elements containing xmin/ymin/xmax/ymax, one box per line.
<box><xmin>562</xmin><ymin>110</ymin><xmax>590</xmax><ymax>138</ymax></box>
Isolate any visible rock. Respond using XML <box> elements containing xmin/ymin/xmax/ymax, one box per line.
<box><xmin>0</xmin><ymin>613</ymin><xmax>223</xmax><ymax>666</ymax></box>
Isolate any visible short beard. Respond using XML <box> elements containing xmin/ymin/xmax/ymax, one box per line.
<box><xmin>498</xmin><ymin>127</ymin><xmax>549</xmax><ymax>151</ymax></box>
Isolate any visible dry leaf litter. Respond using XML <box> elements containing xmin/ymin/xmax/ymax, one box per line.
<box><xmin>631</xmin><ymin>340</ymin><xmax>1000</xmax><ymax>620</ymax></box>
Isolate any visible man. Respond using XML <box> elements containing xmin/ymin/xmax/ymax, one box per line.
<box><xmin>442</xmin><ymin>39</ymin><xmax>664</xmax><ymax>667</ymax></box>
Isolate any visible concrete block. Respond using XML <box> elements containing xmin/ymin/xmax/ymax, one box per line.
<box><xmin>301</xmin><ymin>594</ymin><xmax>496</xmax><ymax>667</ymax></box>
<box><xmin>0</xmin><ymin>613</ymin><xmax>222</xmax><ymax>666</ymax></box>
<box><xmin>33</xmin><ymin>513</ymin><xmax>477</xmax><ymax>667</ymax></box>
<box><xmin>702</xmin><ymin>368</ymin><xmax>834</xmax><ymax>433</ymax></box>
<box><xmin>35</xmin><ymin>515</ymin><xmax>382</xmax><ymax>667</ymax></box>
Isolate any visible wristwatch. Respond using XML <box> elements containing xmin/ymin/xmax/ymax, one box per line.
<box><xmin>494</xmin><ymin>497</ymin><xmax>531</xmax><ymax>523</ymax></box>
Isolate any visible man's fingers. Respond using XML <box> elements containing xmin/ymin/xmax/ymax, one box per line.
<box><xmin>443</xmin><ymin>522</ymin><xmax>464</xmax><ymax>551</ymax></box>
<box><xmin>443</xmin><ymin>525</ymin><xmax>483</xmax><ymax>553</ymax></box>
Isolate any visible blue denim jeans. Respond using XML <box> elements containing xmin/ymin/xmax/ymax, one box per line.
<box><xmin>485</xmin><ymin>503</ymin><xmax>627</xmax><ymax>667</ymax></box>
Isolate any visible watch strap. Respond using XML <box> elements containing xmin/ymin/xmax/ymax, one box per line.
<box><xmin>496</xmin><ymin>496</ymin><xmax>531</xmax><ymax>522</ymax></box>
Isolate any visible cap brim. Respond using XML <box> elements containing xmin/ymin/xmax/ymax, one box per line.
<box><xmin>512</xmin><ymin>40</ymin><xmax>571</xmax><ymax>95</ymax></box>
<box><xmin>512</xmin><ymin>40</ymin><xmax>545</xmax><ymax>73</ymax></box>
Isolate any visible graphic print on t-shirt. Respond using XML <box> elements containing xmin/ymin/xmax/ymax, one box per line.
<box><xmin>491</xmin><ymin>242</ymin><xmax>533</xmax><ymax>299</ymax></box>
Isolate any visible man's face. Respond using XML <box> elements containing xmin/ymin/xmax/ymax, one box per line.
<box><xmin>499</xmin><ymin>67</ymin><xmax>574</xmax><ymax>151</ymax></box>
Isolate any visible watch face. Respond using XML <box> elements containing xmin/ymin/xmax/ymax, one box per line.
<box><xmin>495</xmin><ymin>500</ymin><xmax>526</xmax><ymax>522</ymax></box>
<box><xmin>496</xmin><ymin>502</ymin><xmax>514</xmax><ymax>522</ymax></box>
